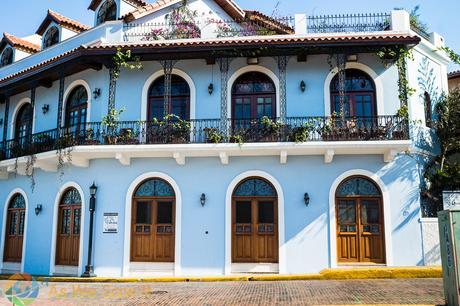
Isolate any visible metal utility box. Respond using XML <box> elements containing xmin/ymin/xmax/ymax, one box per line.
<box><xmin>439</xmin><ymin>209</ymin><xmax>460</xmax><ymax>306</ymax></box>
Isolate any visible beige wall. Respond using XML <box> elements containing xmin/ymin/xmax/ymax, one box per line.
<box><xmin>449</xmin><ymin>76</ymin><xmax>460</xmax><ymax>91</ymax></box>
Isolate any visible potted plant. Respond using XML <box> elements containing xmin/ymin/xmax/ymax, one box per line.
<box><xmin>257</xmin><ymin>116</ymin><xmax>283</xmax><ymax>142</ymax></box>
<box><xmin>82</xmin><ymin>128</ymin><xmax>100</xmax><ymax>145</ymax></box>
<box><xmin>149</xmin><ymin>114</ymin><xmax>191</xmax><ymax>144</ymax></box>
<box><xmin>205</xmin><ymin>128</ymin><xmax>225</xmax><ymax>144</ymax></box>
<box><xmin>102</xmin><ymin>107</ymin><xmax>125</xmax><ymax>145</ymax></box>
<box><xmin>289</xmin><ymin>122</ymin><xmax>315</xmax><ymax>143</ymax></box>
<box><xmin>118</xmin><ymin>128</ymin><xmax>140</xmax><ymax>145</ymax></box>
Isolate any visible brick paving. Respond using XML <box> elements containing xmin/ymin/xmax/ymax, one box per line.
<box><xmin>0</xmin><ymin>278</ymin><xmax>444</xmax><ymax>305</ymax></box>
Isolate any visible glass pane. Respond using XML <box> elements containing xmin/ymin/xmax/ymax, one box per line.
<box><xmin>61</xmin><ymin>209</ymin><xmax>71</xmax><ymax>235</ymax></box>
<box><xmin>136</xmin><ymin>201</ymin><xmax>151</xmax><ymax>224</ymax></box>
<box><xmin>258</xmin><ymin>201</ymin><xmax>274</xmax><ymax>223</ymax></box>
<box><xmin>157</xmin><ymin>201</ymin><xmax>173</xmax><ymax>224</ymax></box>
<box><xmin>135</xmin><ymin>179</ymin><xmax>175</xmax><ymax>197</ymax></box>
<box><xmin>361</xmin><ymin>200</ymin><xmax>380</xmax><ymax>224</ymax></box>
<box><xmin>9</xmin><ymin>212</ymin><xmax>17</xmax><ymax>235</ymax></box>
<box><xmin>61</xmin><ymin>188</ymin><xmax>82</xmax><ymax>205</ymax></box>
<box><xmin>73</xmin><ymin>208</ymin><xmax>81</xmax><ymax>235</ymax></box>
<box><xmin>337</xmin><ymin>177</ymin><xmax>380</xmax><ymax>197</ymax></box>
<box><xmin>236</xmin><ymin>201</ymin><xmax>252</xmax><ymax>223</ymax></box>
<box><xmin>9</xmin><ymin>194</ymin><xmax>26</xmax><ymax>209</ymax></box>
<box><xmin>18</xmin><ymin>211</ymin><xmax>25</xmax><ymax>235</ymax></box>
<box><xmin>338</xmin><ymin>200</ymin><xmax>356</xmax><ymax>224</ymax></box>
<box><xmin>234</xmin><ymin>178</ymin><xmax>276</xmax><ymax>197</ymax></box>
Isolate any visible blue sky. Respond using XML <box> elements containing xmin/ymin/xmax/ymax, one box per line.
<box><xmin>1</xmin><ymin>0</ymin><xmax>459</xmax><ymax>71</ymax></box>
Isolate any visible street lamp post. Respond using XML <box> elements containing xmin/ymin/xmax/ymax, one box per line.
<box><xmin>82</xmin><ymin>182</ymin><xmax>97</xmax><ymax>277</ymax></box>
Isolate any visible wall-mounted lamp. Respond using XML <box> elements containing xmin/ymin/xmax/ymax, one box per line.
<box><xmin>0</xmin><ymin>118</ymin><xmax>3</xmax><ymax>125</ymax></box>
<box><xmin>42</xmin><ymin>104</ymin><xmax>49</xmax><ymax>114</ymax></box>
<box><xmin>93</xmin><ymin>88</ymin><xmax>101</xmax><ymax>100</ymax></box>
<box><xmin>208</xmin><ymin>83</ymin><xmax>214</xmax><ymax>95</ymax></box>
<box><xmin>200</xmin><ymin>193</ymin><xmax>206</xmax><ymax>207</ymax></box>
<box><xmin>300</xmin><ymin>80</ymin><xmax>306</xmax><ymax>92</ymax></box>
<box><xmin>304</xmin><ymin>193</ymin><xmax>310</xmax><ymax>206</ymax></box>
<box><xmin>35</xmin><ymin>204</ymin><xmax>42</xmax><ymax>216</ymax></box>
<box><xmin>247</xmin><ymin>57</ymin><xmax>259</xmax><ymax>65</ymax></box>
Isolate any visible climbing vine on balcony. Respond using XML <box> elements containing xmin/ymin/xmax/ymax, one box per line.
<box><xmin>112</xmin><ymin>48</ymin><xmax>143</xmax><ymax>80</ymax></box>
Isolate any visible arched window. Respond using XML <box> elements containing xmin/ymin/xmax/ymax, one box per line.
<box><xmin>65</xmin><ymin>86</ymin><xmax>88</xmax><ymax>133</ymax></box>
<box><xmin>15</xmin><ymin>103</ymin><xmax>33</xmax><ymax>140</ymax></box>
<box><xmin>56</xmin><ymin>188</ymin><xmax>82</xmax><ymax>266</ymax></box>
<box><xmin>330</xmin><ymin>69</ymin><xmax>376</xmax><ymax>117</ymax></box>
<box><xmin>232</xmin><ymin>72</ymin><xmax>276</xmax><ymax>120</ymax></box>
<box><xmin>131</xmin><ymin>178</ymin><xmax>175</xmax><ymax>262</ymax></box>
<box><xmin>424</xmin><ymin>92</ymin><xmax>432</xmax><ymax>128</ymax></box>
<box><xmin>97</xmin><ymin>0</ymin><xmax>117</xmax><ymax>25</ymax></box>
<box><xmin>335</xmin><ymin>176</ymin><xmax>385</xmax><ymax>264</ymax></box>
<box><xmin>232</xmin><ymin>177</ymin><xmax>278</xmax><ymax>263</ymax></box>
<box><xmin>4</xmin><ymin>193</ymin><xmax>26</xmax><ymax>263</ymax></box>
<box><xmin>148</xmin><ymin>75</ymin><xmax>190</xmax><ymax>120</ymax></box>
<box><xmin>0</xmin><ymin>47</ymin><xmax>13</xmax><ymax>67</ymax></box>
<box><xmin>43</xmin><ymin>26</ymin><xmax>59</xmax><ymax>49</ymax></box>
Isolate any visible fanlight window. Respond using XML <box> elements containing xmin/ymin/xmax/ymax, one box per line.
<box><xmin>233</xmin><ymin>178</ymin><xmax>277</xmax><ymax>197</ymax></box>
<box><xmin>232</xmin><ymin>72</ymin><xmax>276</xmax><ymax>95</ymax></box>
<box><xmin>135</xmin><ymin>179</ymin><xmax>175</xmax><ymax>197</ymax></box>
<box><xmin>15</xmin><ymin>103</ymin><xmax>33</xmax><ymax>139</ymax></box>
<box><xmin>97</xmin><ymin>0</ymin><xmax>117</xmax><ymax>25</ymax></box>
<box><xmin>336</xmin><ymin>177</ymin><xmax>381</xmax><ymax>197</ymax></box>
<box><xmin>61</xmin><ymin>188</ymin><xmax>82</xmax><ymax>205</ymax></box>
<box><xmin>9</xmin><ymin>194</ymin><xmax>26</xmax><ymax>209</ymax></box>
<box><xmin>43</xmin><ymin>26</ymin><xmax>60</xmax><ymax>48</ymax></box>
<box><xmin>0</xmin><ymin>47</ymin><xmax>13</xmax><ymax>67</ymax></box>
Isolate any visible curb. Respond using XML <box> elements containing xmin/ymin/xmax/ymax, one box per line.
<box><xmin>1</xmin><ymin>267</ymin><xmax>442</xmax><ymax>283</ymax></box>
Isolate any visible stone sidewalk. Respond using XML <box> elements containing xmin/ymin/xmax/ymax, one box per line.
<box><xmin>0</xmin><ymin>278</ymin><xmax>444</xmax><ymax>305</ymax></box>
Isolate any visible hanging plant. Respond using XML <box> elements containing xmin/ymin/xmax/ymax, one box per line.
<box><xmin>112</xmin><ymin>48</ymin><xmax>143</xmax><ymax>80</ymax></box>
<box><xmin>25</xmin><ymin>155</ymin><xmax>37</xmax><ymax>192</ymax></box>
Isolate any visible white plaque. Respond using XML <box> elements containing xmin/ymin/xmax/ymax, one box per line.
<box><xmin>443</xmin><ymin>191</ymin><xmax>460</xmax><ymax>210</ymax></box>
<box><xmin>103</xmin><ymin>213</ymin><xmax>118</xmax><ymax>233</ymax></box>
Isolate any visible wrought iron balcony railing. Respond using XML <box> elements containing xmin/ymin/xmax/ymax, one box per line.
<box><xmin>0</xmin><ymin>116</ymin><xmax>409</xmax><ymax>162</ymax></box>
<box><xmin>306</xmin><ymin>13</ymin><xmax>390</xmax><ymax>34</ymax></box>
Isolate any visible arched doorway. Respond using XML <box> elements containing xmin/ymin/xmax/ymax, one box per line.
<box><xmin>65</xmin><ymin>85</ymin><xmax>88</xmax><ymax>135</ymax></box>
<box><xmin>330</xmin><ymin>69</ymin><xmax>376</xmax><ymax>117</ymax></box>
<box><xmin>3</xmin><ymin>194</ymin><xmax>26</xmax><ymax>264</ymax></box>
<box><xmin>232</xmin><ymin>177</ymin><xmax>278</xmax><ymax>263</ymax></box>
<box><xmin>55</xmin><ymin>188</ymin><xmax>82</xmax><ymax>267</ymax></box>
<box><xmin>14</xmin><ymin>103</ymin><xmax>33</xmax><ymax>141</ymax></box>
<box><xmin>336</xmin><ymin>176</ymin><xmax>385</xmax><ymax>263</ymax></box>
<box><xmin>231</xmin><ymin>72</ymin><xmax>276</xmax><ymax>120</ymax></box>
<box><xmin>148</xmin><ymin>75</ymin><xmax>190</xmax><ymax>120</ymax></box>
<box><xmin>131</xmin><ymin>178</ymin><xmax>175</xmax><ymax>262</ymax></box>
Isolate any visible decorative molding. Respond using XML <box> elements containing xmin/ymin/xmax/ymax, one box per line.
<box><xmin>277</xmin><ymin>56</ymin><xmax>289</xmax><ymax>121</ymax></box>
<box><xmin>280</xmin><ymin>150</ymin><xmax>288</xmax><ymax>164</ymax></box>
<box><xmin>116</xmin><ymin>153</ymin><xmax>130</xmax><ymax>166</ymax></box>
<box><xmin>219</xmin><ymin>152</ymin><xmax>229</xmax><ymax>165</ymax></box>
<box><xmin>384</xmin><ymin>149</ymin><xmax>398</xmax><ymax>163</ymax></box>
<box><xmin>69</xmin><ymin>157</ymin><xmax>89</xmax><ymax>168</ymax></box>
<box><xmin>173</xmin><ymin>152</ymin><xmax>185</xmax><ymax>165</ymax></box>
<box><xmin>108</xmin><ymin>68</ymin><xmax>117</xmax><ymax>113</ymax></box>
<box><xmin>324</xmin><ymin>149</ymin><xmax>335</xmax><ymax>164</ymax></box>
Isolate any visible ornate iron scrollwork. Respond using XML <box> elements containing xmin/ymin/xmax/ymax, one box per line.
<box><xmin>57</xmin><ymin>76</ymin><xmax>65</xmax><ymax>132</ymax></box>
<box><xmin>108</xmin><ymin>67</ymin><xmax>117</xmax><ymax>113</ymax></box>
<box><xmin>217</xmin><ymin>57</ymin><xmax>233</xmax><ymax>133</ymax></box>
<box><xmin>277</xmin><ymin>56</ymin><xmax>289</xmax><ymax>121</ymax></box>
<box><xmin>160</xmin><ymin>60</ymin><xmax>177</xmax><ymax>118</ymax></box>
<box><xmin>336</xmin><ymin>54</ymin><xmax>347</xmax><ymax>119</ymax></box>
<box><xmin>2</xmin><ymin>96</ymin><xmax>9</xmax><ymax>143</ymax></box>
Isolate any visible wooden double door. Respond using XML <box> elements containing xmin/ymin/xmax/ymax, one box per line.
<box><xmin>232</xmin><ymin>198</ymin><xmax>278</xmax><ymax>263</ymax></box>
<box><xmin>336</xmin><ymin>197</ymin><xmax>385</xmax><ymax>263</ymax></box>
<box><xmin>4</xmin><ymin>206</ymin><xmax>26</xmax><ymax>262</ymax></box>
<box><xmin>131</xmin><ymin>199</ymin><xmax>175</xmax><ymax>262</ymax></box>
<box><xmin>56</xmin><ymin>204</ymin><xmax>81</xmax><ymax>266</ymax></box>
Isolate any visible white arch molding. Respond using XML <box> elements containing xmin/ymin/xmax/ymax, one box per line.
<box><xmin>323</xmin><ymin>62</ymin><xmax>385</xmax><ymax>116</ymax></box>
<box><xmin>123</xmin><ymin>172</ymin><xmax>182</xmax><ymax>276</ymax></box>
<box><xmin>227</xmin><ymin>66</ymin><xmax>281</xmax><ymax>119</ymax></box>
<box><xmin>141</xmin><ymin>69</ymin><xmax>196</xmax><ymax>121</ymax></box>
<box><xmin>328</xmin><ymin>169</ymin><xmax>393</xmax><ymax>268</ymax></box>
<box><xmin>49</xmin><ymin>182</ymin><xmax>86</xmax><ymax>276</ymax></box>
<box><xmin>10</xmin><ymin>97</ymin><xmax>34</xmax><ymax>139</ymax></box>
<box><xmin>62</xmin><ymin>80</ymin><xmax>92</xmax><ymax>127</ymax></box>
<box><xmin>225</xmin><ymin>170</ymin><xmax>286</xmax><ymax>275</ymax></box>
<box><xmin>0</xmin><ymin>188</ymin><xmax>30</xmax><ymax>273</ymax></box>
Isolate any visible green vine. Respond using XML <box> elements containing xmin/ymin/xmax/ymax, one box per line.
<box><xmin>441</xmin><ymin>46</ymin><xmax>460</xmax><ymax>65</ymax></box>
<box><xmin>112</xmin><ymin>48</ymin><xmax>143</xmax><ymax>80</ymax></box>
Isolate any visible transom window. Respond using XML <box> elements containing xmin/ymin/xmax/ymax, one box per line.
<box><xmin>7</xmin><ymin>194</ymin><xmax>26</xmax><ymax>237</ymax></box>
<box><xmin>232</xmin><ymin>72</ymin><xmax>276</xmax><ymax>120</ymax></box>
<box><xmin>43</xmin><ymin>26</ymin><xmax>59</xmax><ymax>49</ymax></box>
<box><xmin>65</xmin><ymin>85</ymin><xmax>88</xmax><ymax>132</ymax></box>
<box><xmin>97</xmin><ymin>0</ymin><xmax>117</xmax><ymax>26</ymax></box>
<box><xmin>330</xmin><ymin>69</ymin><xmax>376</xmax><ymax>117</ymax></box>
<box><xmin>148</xmin><ymin>75</ymin><xmax>190</xmax><ymax>120</ymax></box>
<box><xmin>336</xmin><ymin>176</ymin><xmax>381</xmax><ymax>197</ymax></box>
<box><xmin>61</xmin><ymin>188</ymin><xmax>82</xmax><ymax>205</ymax></box>
<box><xmin>0</xmin><ymin>47</ymin><xmax>13</xmax><ymax>67</ymax></box>
<box><xmin>15</xmin><ymin>103</ymin><xmax>33</xmax><ymax>140</ymax></box>
<box><xmin>233</xmin><ymin>178</ymin><xmax>277</xmax><ymax>197</ymax></box>
<box><xmin>135</xmin><ymin>179</ymin><xmax>175</xmax><ymax>197</ymax></box>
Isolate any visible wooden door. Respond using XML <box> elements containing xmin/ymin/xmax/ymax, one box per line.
<box><xmin>56</xmin><ymin>204</ymin><xmax>81</xmax><ymax>266</ymax></box>
<box><xmin>4</xmin><ymin>206</ymin><xmax>25</xmax><ymax>262</ymax></box>
<box><xmin>232</xmin><ymin>198</ymin><xmax>278</xmax><ymax>263</ymax></box>
<box><xmin>131</xmin><ymin>199</ymin><xmax>175</xmax><ymax>262</ymax></box>
<box><xmin>337</xmin><ymin>198</ymin><xmax>385</xmax><ymax>263</ymax></box>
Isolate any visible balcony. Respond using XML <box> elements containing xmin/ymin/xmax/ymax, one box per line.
<box><xmin>0</xmin><ymin>116</ymin><xmax>409</xmax><ymax>163</ymax></box>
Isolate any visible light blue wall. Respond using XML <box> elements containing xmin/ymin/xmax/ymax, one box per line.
<box><xmin>0</xmin><ymin>154</ymin><xmax>423</xmax><ymax>276</ymax></box>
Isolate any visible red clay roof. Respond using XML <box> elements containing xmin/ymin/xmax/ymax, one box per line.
<box><xmin>124</xmin><ymin>0</ymin><xmax>245</xmax><ymax>22</ymax></box>
<box><xmin>36</xmin><ymin>10</ymin><xmax>90</xmax><ymax>35</ymax></box>
<box><xmin>448</xmin><ymin>70</ymin><xmax>460</xmax><ymax>79</ymax></box>
<box><xmin>89</xmin><ymin>0</ymin><xmax>148</xmax><ymax>11</ymax></box>
<box><xmin>0</xmin><ymin>33</ymin><xmax>420</xmax><ymax>85</ymax></box>
<box><xmin>1</xmin><ymin>32</ymin><xmax>41</xmax><ymax>54</ymax></box>
<box><xmin>244</xmin><ymin>10</ymin><xmax>294</xmax><ymax>35</ymax></box>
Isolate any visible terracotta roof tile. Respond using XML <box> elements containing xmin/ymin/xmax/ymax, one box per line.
<box><xmin>36</xmin><ymin>10</ymin><xmax>90</xmax><ymax>35</ymax></box>
<box><xmin>1</xmin><ymin>32</ymin><xmax>41</xmax><ymax>54</ymax></box>
<box><xmin>89</xmin><ymin>0</ymin><xmax>147</xmax><ymax>11</ymax></box>
<box><xmin>448</xmin><ymin>70</ymin><xmax>460</xmax><ymax>79</ymax></box>
<box><xmin>244</xmin><ymin>10</ymin><xmax>294</xmax><ymax>35</ymax></box>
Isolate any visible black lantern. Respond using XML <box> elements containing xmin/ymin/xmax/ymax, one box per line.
<box><xmin>208</xmin><ymin>83</ymin><xmax>214</xmax><ymax>95</ymax></box>
<box><xmin>35</xmin><ymin>204</ymin><xmax>42</xmax><ymax>216</ymax></box>
<box><xmin>90</xmin><ymin>182</ymin><xmax>98</xmax><ymax>197</ymax></box>
<box><xmin>200</xmin><ymin>193</ymin><xmax>206</xmax><ymax>206</ymax></box>
<box><xmin>0</xmin><ymin>118</ymin><xmax>3</xmax><ymax>125</ymax></box>
<box><xmin>93</xmin><ymin>88</ymin><xmax>101</xmax><ymax>99</ymax></box>
<box><xmin>42</xmin><ymin>104</ymin><xmax>49</xmax><ymax>114</ymax></box>
<box><xmin>300</xmin><ymin>80</ymin><xmax>306</xmax><ymax>92</ymax></box>
<box><xmin>304</xmin><ymin>193</ymin><xmax>310</xmax><ymax>206</ymax></box>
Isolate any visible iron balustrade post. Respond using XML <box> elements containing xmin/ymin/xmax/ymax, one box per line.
<box><xmin>57</xmin><ymin>76</ymin><xmax>65</xmax><ymax>135</ymax></box>
<box><xmin>277</xmin><ymin>56</ymin><xmax>288</xmax><ymax>122</ymax></box>
<box><xmin>2</xmin><ymin>96</ymin><xmax>9</xmax><ymax>143</ymax></box>
<box><xmin>160</xmin><ymin>60</ymin><xmax>177</xmax><ymax>118</ymax></box>
<box><xmin>82</xmin><ymin>190</ymin><xmax>97</xmax><ymax>277</ymax></box>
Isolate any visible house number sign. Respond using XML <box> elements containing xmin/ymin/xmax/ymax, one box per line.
<box><xmin>103</xmin><ymin>213</ymin><xmax>118</xmax><ymax>233</ymax></box>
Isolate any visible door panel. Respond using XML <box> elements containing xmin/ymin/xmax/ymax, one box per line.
<box><xmin>56</xmin><ymin>206</ymin><xmax>81</xmax><ymax>266</ymax></box>
<box><xmin>360</xmin><ymin>199</ymin><xmax>385</xmax><ymax>263</ymax></box>
<box><xmin>233</xmin><ymin>201</ymin><xmax>253</xmax><ymax>262</ymax></box>
<box><xmin>4</xmin><ymin>210</ymin><xmax>25</xmax><ymax>263</ymax></box>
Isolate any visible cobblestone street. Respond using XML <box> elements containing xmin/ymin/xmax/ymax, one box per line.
<box><xmin>0</xmin><ymin>278</ymin><xmax>444</xmax><ymax>305</ymax></box>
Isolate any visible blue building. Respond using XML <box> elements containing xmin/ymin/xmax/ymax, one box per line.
<box><xmin>0</xmin><ymin>0</ymin><xmax>449</xmax><ymax>277</ymax></box>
